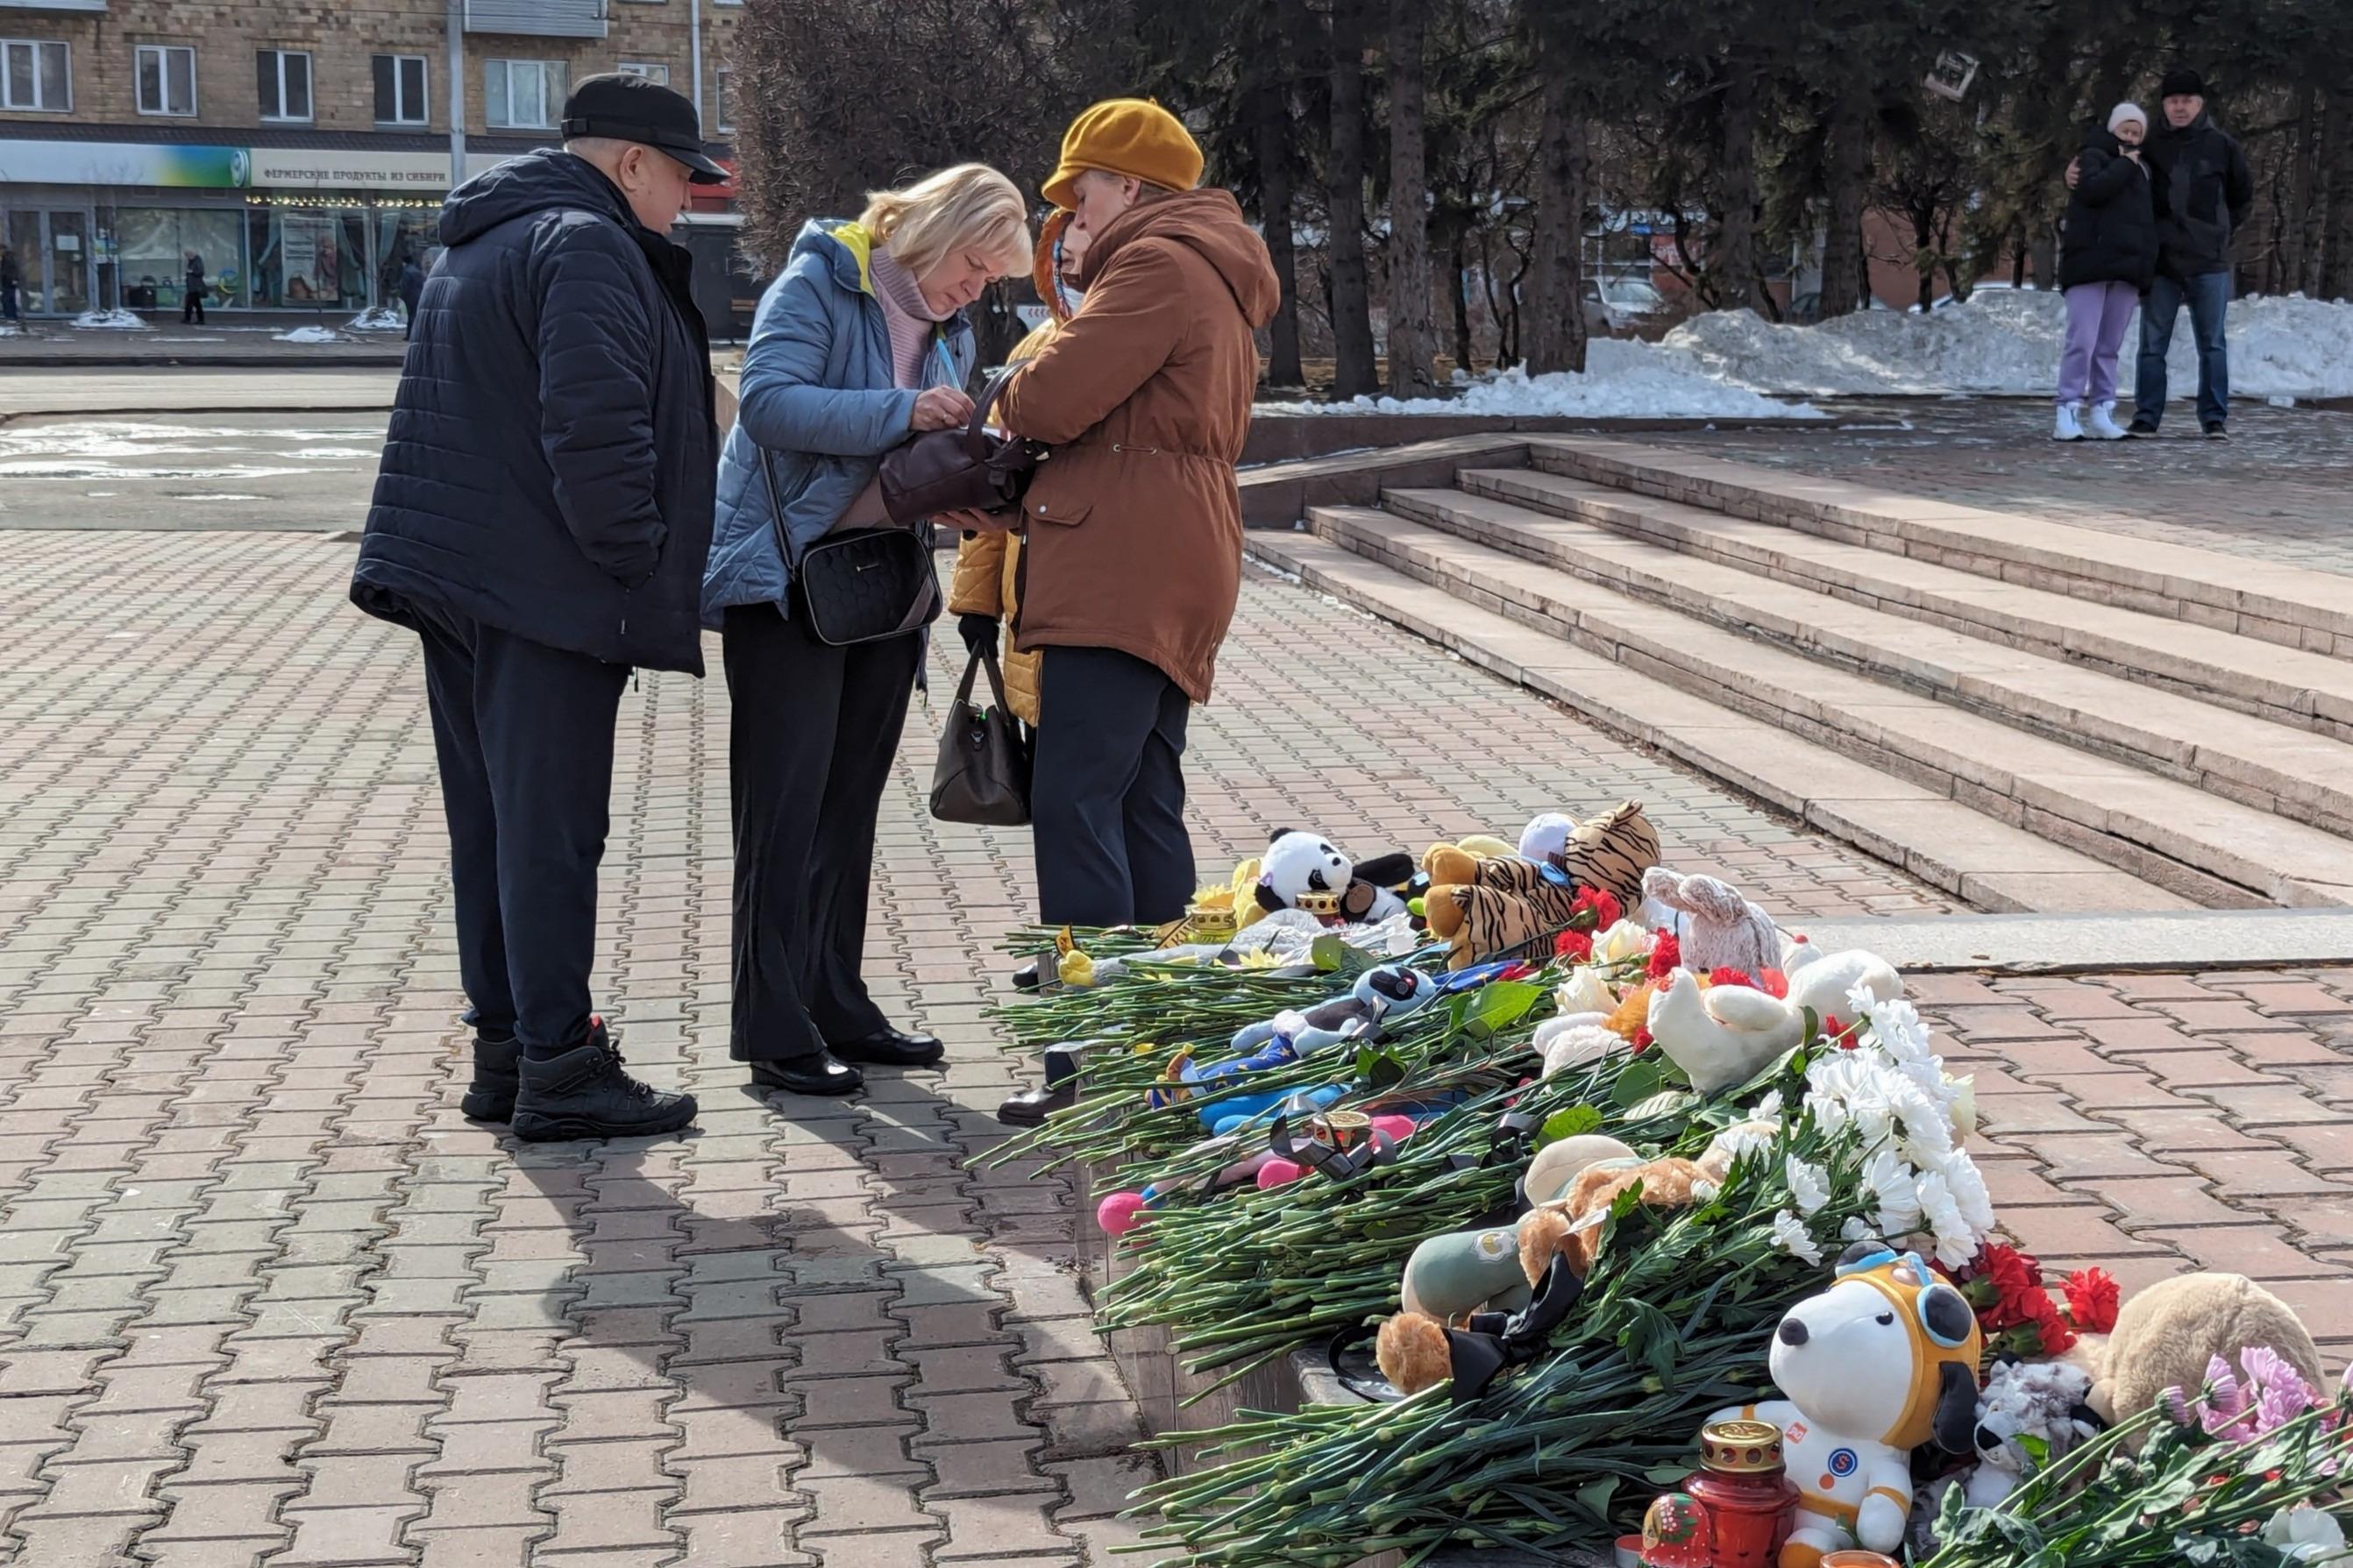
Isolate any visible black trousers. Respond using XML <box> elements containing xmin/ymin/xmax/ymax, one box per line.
<box><xmin>722</xmin><ymin>602</ymin><xmax>921</xmax><ymax>1061</ymax></box>
<box><xmin>183</xmin><ymin>292</ymin><xmax>204</xmax><ymax>323</ymax></box>
<box><xmin>414</xmin><ymin>605</ymin><xmax>629</xmax><ymax>1060</ymax></box>
<box><xmin>1030</xmin><ymin>645</ymin><xmax>1194</xmax><ymax>928</ymax></box>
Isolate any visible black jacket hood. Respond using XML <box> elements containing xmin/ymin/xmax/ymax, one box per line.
<box><xmin>439</xmin><ymin>148</ymin><xmax>636</xmax><ymax>248</ymax></box>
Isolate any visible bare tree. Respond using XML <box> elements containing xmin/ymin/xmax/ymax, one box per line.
<box><xmin>1523</xmin><ymin>9</ymin><xmax>1590</xmax><ymax>374</ymax></box>
<box><xmin>1383</xmin><ymin>0</ymin><xmax>1437</xmax><ymax>394</ymax></box>
<box><xmin>1325</xmin><ymin>0</ymin><xmax>1380</xmax><ymax>397</ymax></box>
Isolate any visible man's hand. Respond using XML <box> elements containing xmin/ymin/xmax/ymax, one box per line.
<box><xmin>912</xmin><ymin>386</ymin><xmax>976</xmax><ymax>432</ymax></box>
<box><xmin>2064</xmin><ymin>156</ymin><xmax>2082</xmax><ymax>189</ymax></box>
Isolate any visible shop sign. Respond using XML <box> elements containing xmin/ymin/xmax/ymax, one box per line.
<box><xmin>0</xmin><ymin>138</ymin><xmax>516</xmax><ymax>191</ymax></box>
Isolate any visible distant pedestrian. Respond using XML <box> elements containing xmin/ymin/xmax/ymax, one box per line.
<box><xmin>182</xmin><ymin>252</ymin><xmax>207</xmax><ymax>323</ymax></box>
<box><xmin>2073</xmin><ymin>68</ymin><xmax>2252</xmax><ymax>437</ymax></box>
<box><xmin>397</xmin><ymin>258</ymin><xmax>425</xmax><ymax>339</ymax></box>
<box><xmin>1</xmin><ymin>245</ymin><xmax>20</xmax><ymax>323</ymax></box>
<box><xmin>350</xmin><ymin>74</ymin><xmax>727</xmax><ymax>1140</ymax></box>
<box><xmin>2053</xmin><ymin>103</ymin><xmax>2156</xmax><ymax>443</ymax></box>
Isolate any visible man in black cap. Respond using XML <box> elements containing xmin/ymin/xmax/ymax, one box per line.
<box><xmin>351</xmin><ymin>74</ymin><xmax>727</xmax><ymax>1140</ymax></box>
<box><xmin>2075</xmin><ymin>68</ymin><xmax>2251</xmax><ymax>438</ymax></box>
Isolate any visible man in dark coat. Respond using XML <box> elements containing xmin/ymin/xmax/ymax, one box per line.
<box><xmin>351</xmin><ymin>74</ymin><xmax>724</xmax><ymax>1141</ymax></box>
<box><xmin>2127</xmin><ymin>68</ymin><xmax>2251</xmax><ymax>436</ymax></box>
<box><xmin>182</xmin><ymin>252</ymin><xmax>207</xmax><ymax>323</ymax></box>
<box><xmin>396</xmin><ymin>258</ymin><xmax>425</xmax><ymax>339</ymax></box>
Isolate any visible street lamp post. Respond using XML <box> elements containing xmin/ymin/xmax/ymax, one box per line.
<box><xmin>446</xmin><ymin>0</ymin><xmax>467</xmax><ymax>192</ymax></box>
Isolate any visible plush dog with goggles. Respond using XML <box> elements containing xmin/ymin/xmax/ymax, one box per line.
<box><xmin>1716</xmin><ymin>1241</ymin><xmax>1983</xmax><ymax>1567</ymax></box>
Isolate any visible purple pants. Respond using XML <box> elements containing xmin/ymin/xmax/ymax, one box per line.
<box><xmin>2057</xmin><ymin>280</ymin><xmax>2140</xmax><ymax>405</ymax></box>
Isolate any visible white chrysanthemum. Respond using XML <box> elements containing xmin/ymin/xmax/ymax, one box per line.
<box><xmin>1841</xmin><ymin>1214</ymin><xmax>1880</xmax><ymax>1243</ymax></box>
<box><xmin>1770</xmin><ymin>1209</ymin><xmax>1825</xmax><ymax>1266</ymax></box>
<box><xmin>1752</xmin><ymin>1089</ymin><xmax>1784</xmax><ymax>1124</ymax></box>
<box><xmin>1786</xmin><ymin>1156</ymin><xmax>1833</xmax><ymax>1217</ymax></box>
<box><xmin>1945</xmin><ymin>1074</ymin><xmax>1978</xmax><ymax>1138</ymax></box>
<box><xmin>1716</xmin><ymin>1121</ymin><xmax>1778</xmax><ymax>1164</ymax></box>
<box><xmin>1913</xmin><ymin>1167</ymin><xmax>1980</xmax><ymax>1268</ymax></box>
<box><xmin>1927</xmin><ymin>1146</ymin><xmax>1997</xmax><ymax>1233</ymax></box>
<box><xmin>1862</xmin><ymin>1146</ymin><xmax>1924</xmax><ymax>1235</ymax></box>
<box><xmin>1857</xmin><ymin>989</ymin><xmax>1930</xmax><ymax>1058</ymax></box>
<box><xmin>1554</xmin><ymin>966</ymin><xmax>1617</xmax><ymax>1016</ymax></box>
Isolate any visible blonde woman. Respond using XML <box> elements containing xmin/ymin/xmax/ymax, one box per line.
<box><xmin>704</xmin><ymin>164</ymin><xmax>1029</xmax><ymax>1097</ymax></box>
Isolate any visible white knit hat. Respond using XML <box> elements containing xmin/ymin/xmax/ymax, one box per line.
<box><xmin>2108</xmin><ymin>102</ymin><xmax>2148</xmax><ymax>134</ymax></box>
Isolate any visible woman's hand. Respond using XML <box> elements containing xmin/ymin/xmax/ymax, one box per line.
<box><xmin>911</xmin><ymin>386</ymin><xmax>976</xmax><ymax>432</ymax></box>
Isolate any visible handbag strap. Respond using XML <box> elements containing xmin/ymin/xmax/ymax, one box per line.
<box><xmin>962</xmin><ymin>367</ymin><xmax>1019</xmax><ymax>459</ymax></box>
<box><xmin>956</xmin><ymin>640</ymin><xmax>1012</xmax><ymax>712</ymax></box>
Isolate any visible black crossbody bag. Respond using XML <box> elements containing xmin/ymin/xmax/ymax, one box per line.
<box><xmin>759</xmin><ymin>451</ymin><xmax>941</xmax><ymax>647</ymax></box>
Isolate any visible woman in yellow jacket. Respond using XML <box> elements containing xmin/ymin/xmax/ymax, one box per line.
<box><xmin>946</xmin><ymin>210</ymin><xmax>1087</xmax><ymax>724</ymax></box>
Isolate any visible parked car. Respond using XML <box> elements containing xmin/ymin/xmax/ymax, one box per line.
<box><xmin>1927</xmin><ymin>280</ymin><xmax>2037</xmax><ymax>311</ymax></box>
<box><xmin>1582</xmin><ymin>273</ymin><xmax>1675</xmax><ymax>337</ymax></box>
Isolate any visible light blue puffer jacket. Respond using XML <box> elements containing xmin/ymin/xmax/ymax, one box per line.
<box><xmin>701</xmin><ymin>218</ymin><xmax>976</xmax><ymax>627</ymax></box>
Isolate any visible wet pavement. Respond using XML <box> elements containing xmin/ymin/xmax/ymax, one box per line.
<box><xmin>0</xmin><ymin>415</ymin><xmax>390</xmax><ymax>532</ymax></box>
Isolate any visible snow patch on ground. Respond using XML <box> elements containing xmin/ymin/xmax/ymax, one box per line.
<box><xmin>1267</xmin><ymin>338</ymin><xmax>1822</xmax><ymax>419</ymax></box>
<box><xmin>274</xmin><ymin>326</ymin><xmax>344</xmax><ymax>344</ymax></box>
<box><xmin>347</xmin><ymin>307</ymin><xmax>407</xmax><ymax>332</ymax></box>
<box><xmin>73</xmin><ymin>309</ymin><xmax>150</xmax><ymax>331</ymax></box>
<box><xmin>1269</xmin><ymin>291</ymin><xmax>2353</xmax><ymax>414</ymax></box>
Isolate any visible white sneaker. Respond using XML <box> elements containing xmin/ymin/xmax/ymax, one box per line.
<box><xmin>2085</xmin><ymin>402</ymin><xmax>2129</xmax><ymax>440</ymax></box>
<box><xmin>2053</xmin><ymin>402</ymin><xmax>2085</xmax><ymax>442</ymax></box>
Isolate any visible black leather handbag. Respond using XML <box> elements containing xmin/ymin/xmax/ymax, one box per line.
<box><xmin>929</xmin><ymin>643</ymin><xmax>1032</xmax><ymax>826</ymax></box>
<box><xmin>878</xmin><ymin>371</ymin><xmax>1047</xmax><ymax>525</ymax></box>
<box><xmin>759</xmin><ymin>451</ymin><xmax>941</xmax><ymax>647</ymax></box>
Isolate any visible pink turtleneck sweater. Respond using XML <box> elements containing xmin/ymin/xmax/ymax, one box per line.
<box><xmin>835</xmin><ymin>243</ymin><xmax>953</xmax><ymax>531</ymax></box>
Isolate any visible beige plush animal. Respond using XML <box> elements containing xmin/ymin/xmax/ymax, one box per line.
<box><xmin>2071</xmin><ymin>1272</ymin><xmax>2327</xmax><ymax>1426</ymax></box>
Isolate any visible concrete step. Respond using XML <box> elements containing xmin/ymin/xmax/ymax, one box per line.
<box><xmin>1379</xmin><ymin>485</ymin><xmax>2353</xmax><ymax>843</ymax></box>
<box><xmin>1457</xmin><ymin>465</ymin><xmax>2353</xmax><ymax>742</ymax></box>
<box><xmin>1249</xmin><ymin>528</ymin><xmax>2191</xmax><ymax>914</ymax></box>
<box><xmin>1530</xmin><ymin>437</ymin><xmax>2353</xmax><ymax>658</ymax></box>
<box><xmin>1289</xmin><ymin>505</ymin><xmax>2353</xmax><ymax>909</ymax></box>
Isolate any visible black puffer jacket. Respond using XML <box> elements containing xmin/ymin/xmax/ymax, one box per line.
<box><xmin>2058</xmin><ymin>127</ymin><xmax>2157</xmax><ymax>292</ymax></box>
<box><xmin>352</xmin><ymin>149</ymin><xmax>715</xmax><ymax>674</ymax></box>
<box><xmin>2145</xmin><ymin>110</ymin><xmax>2253</xmax><ymax>280</ymax></box>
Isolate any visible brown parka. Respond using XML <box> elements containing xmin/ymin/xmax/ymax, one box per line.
<box><xmin>993</xmin><ymin>188</ymin><xmax>1280</xmax><ymax>706</ymax></box>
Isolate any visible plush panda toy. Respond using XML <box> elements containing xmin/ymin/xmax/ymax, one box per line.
<box><xmin>1255</xmin><ymin>829</ymin><xmax>1418</xmax><ymax>926</ymax></box>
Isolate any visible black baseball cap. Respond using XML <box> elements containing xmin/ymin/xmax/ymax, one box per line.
<box><xmin>561</xmin><ymin>73</ymin><xmax>729</xmax><ymax>184</ymax></box>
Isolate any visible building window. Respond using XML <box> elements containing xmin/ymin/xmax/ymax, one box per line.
<box><xmin>373</xmin><ymin>53</ymin><xmax>428</xmax><ymax>124</ymax></box>
<box><xmin>136</xmin><ymin>44</ymin><xmax>195</xmax><ymax>117</ymax></box>
<box><xmin>1</xmin><ymin>39</ymin><xmax>69</xmax><ymax>112</ymax></box>
<box><xmin>485</xmin><ymin>58</ymin><xmax>565</xmax><ymax>129</ymax></box>
<box><xmin>713</xmin><ymin>66</ymin><xmax>731</xmax><ymax>131</ymax></box>
<box><xmin>615</xmin><ymin>61</ymin><xmax>667</xmax><ymax>85</ymax></box>
<box><xmin>256</xmin><ymin>48</ymin><xmax>311</xmax><ymax>122</ymax></box>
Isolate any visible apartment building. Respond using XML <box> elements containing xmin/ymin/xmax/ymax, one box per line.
<box><xmin>0</xmin><ymin>0</ymin><xmax>739</xmax><ymax>316</ymax></box>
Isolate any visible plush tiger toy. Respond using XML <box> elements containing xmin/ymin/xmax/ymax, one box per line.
<box><xmin>1423</xmin><ymin>802</ymin><xmax>1660</xmax><ymax>970</ymax></box>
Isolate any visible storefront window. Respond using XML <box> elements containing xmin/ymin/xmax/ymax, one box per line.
<box><xmin>246</xmin><ymin>206</ymin><xmax>371</xmax><ymax>309</ymax></box>
<box><xmin>114</xmin><ymin>207</ymin><xmax>246</xmax><ymax>309</ymax></box>
<box><xmin>373</xmin><ymin>209</ymin><xmax>438</xmax><ymax>301</ymax></box>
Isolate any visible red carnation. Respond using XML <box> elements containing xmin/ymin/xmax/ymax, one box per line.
<box><xmin>1631</xmin><ymin>1026</ymin><xmax>1653</xmax><ymax>1054</ymax></box>
<box><xmin>2022</xmin><ymin>1288</ymin><xmax>2078</xmax><ymax>1354</ymax></box>
<box><xmin>1759</xmin><ymin>968</ymin><xmax>1788</xmax><ymax>999</ymax></box>
<box><xmin>2063</xmin><ymin>1266</ymin><xmax>2121</xmax><ymax>1334</ymax></box>
<box><xmin>1646</xmin><ymin>932</ymin><xmax>1681</xmax><ymax>979</ymax></box>
<box><xmin>1708</xmin><ymin>967</ymin><xmax>1759</xmax><ymax>990</ymax></box>
<box><xmin>1554</xmin><ymin>927</ymin><xmax>1594</xmax><ymax>961</ymax></box>
<box><xmin>1570</xmin><ymin>886</ymin><xmax>1624</xmax><ymax>932</ymax></box>
<box><xmin>1958</xmin><ymin>1243</ymin><xmax>2038</xmax><ymax>1327</ymax></box>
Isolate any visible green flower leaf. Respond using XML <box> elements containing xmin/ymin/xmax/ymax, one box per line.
<box><xmin>1539</xmin><ymin>1105</ymin><xmax>1604</xmax><ymax>1148</ymax></box>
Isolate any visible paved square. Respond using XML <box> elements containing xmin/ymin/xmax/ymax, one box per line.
<box><xmin>1</xmin><ymin>486</ymin><xmax>2346</xmax><ymax>1564</ymax></box>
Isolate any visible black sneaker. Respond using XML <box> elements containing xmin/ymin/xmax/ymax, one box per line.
<box><xmin>2127</xmin><ymin>415</ymin><xmax>2159</xmax><ymax>436</ymax></box>
<box><xmin>512</xmin><ymin>1018</ymin><xmax>698</xmax><ymax>1142</ymax></box>
<box><xmin>459</xmin><ymin>1031</ymin><xmax>521</xmax><ymax>1122</ymax></box>
<box><xmin>2203</xmin><ymin>422</ymin><xmax>2229</xmax><ymax>440</ymax></box>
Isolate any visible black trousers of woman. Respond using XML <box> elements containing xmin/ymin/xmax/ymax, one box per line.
<box><xmin>722</xmin><ymin>601</ymin><xmax>921</xmax><ymax>1062</ymax></box>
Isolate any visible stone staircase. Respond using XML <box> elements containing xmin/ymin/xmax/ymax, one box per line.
<box><xmin>1249</xmin><ymin>436</ymin><xmax>2353</xmax><ymax>915</ymax></box>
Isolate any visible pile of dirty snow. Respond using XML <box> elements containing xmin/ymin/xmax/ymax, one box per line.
<box><xmin>1265</xmin><ymin>290</ymin><xmax>2353</xmax><ymax>414</ymax></box>
<box><xmin>1666</xmin><ymin>288</ymin><xmax>2353</xmax><ymax>401</ymax></box>
<box><xmin>1267</xmin><ymin>337</ymin><xmax>1821</xmax><ymax>419</ymax></box>
<box><xmin>347</xmin><ymin>306</ymin><xmax>407</xmax><ymax>332</ymax></box>
<box><xmin>73</xmin><ymin>309</ymin><xmax>150</xmax><ymax>331</ymax></box>
<box><xmin>275</xmin><ymin>326</ymin><xmax>343</xmax><ymax>344</ymax></box>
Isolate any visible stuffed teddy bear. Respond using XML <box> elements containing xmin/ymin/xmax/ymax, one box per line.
<box><xmin>2069</xmin><ymin>1271</ymin><xmax>2326</xmax><ymax>1429</ymax></box>
<box><xmin>1247</xmin><ymin>829</ymin><xmax>1418</xmax><ymax>928</ymax></box>
<box><xmin>1717</xmin><ymin>1242</ymin><xmax>1983</xmax><ymax>1566</ymax></box>
<box><xmin>1425</xmin><ymin>802</ymin><xmax>1661</xmax><ymax>912</ymax></box>
<box><xmin>1419</xmin><ymin>833</ymin><xmax>1518</xmax><ymax>876</ymax></box>
<box><xmin>1642</xmin><ymin>867</ymin><xmax>1781</xmax><ymax>980</ymax></box>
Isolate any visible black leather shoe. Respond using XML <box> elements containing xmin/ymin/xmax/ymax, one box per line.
<box><xmin>2127</xmin><ymin>415</ymin><xmax>2159</xmax><ymax>436</ymax></box>
<box><xmin>512</xmin><ymin>1019</ymin><xmax>699</xmax><ymax>1142</ymax></box>
<box><xmin>460</xmin><ymin>1032</ymin><xmax>521</xmax><ymax>1122</ymax></box>
<box><xmin>1012</xmin><ymin>959</ymin><xmax>1047</xmax><ymax>992</ymax></box>
<box><xmin>751</xmin><ymin>1053</ymin><xmax>864</xmax><ymax>1097</ymax></box>
<box><xmin>827</xmin><ymin>1028</ymin><xmax>944</xmax><ymax>1068</ymax></box>
<box><xmin>997</xmin><ymin>1080</ymin><xmax>1078</xmax><ymax>1127</ymax></box>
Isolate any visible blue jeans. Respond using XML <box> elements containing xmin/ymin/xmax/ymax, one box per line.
<box><xmin>2134</xmin><ymin>271</ymin><xmax>2230</xmax><ymax>429</ymax></box>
